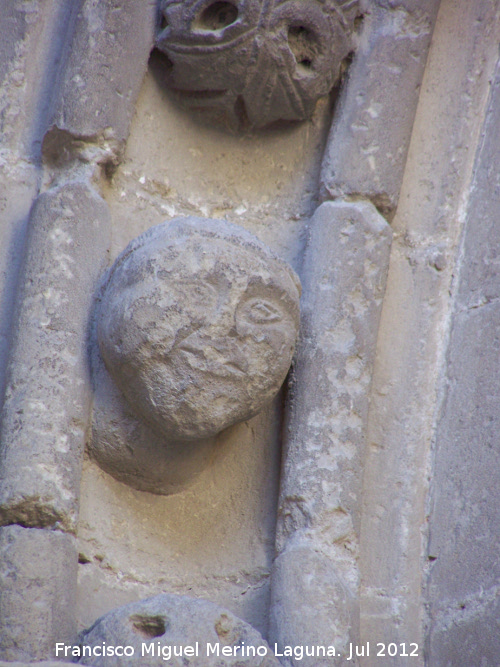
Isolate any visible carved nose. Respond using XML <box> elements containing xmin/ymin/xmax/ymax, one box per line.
<box><xmin>212</xmin><ymin>340</ymin><xmax>249</xmax><ymax>374</ymax></box>
<box><xmin>204</xmin><ymin>301</ymin><xmax>238</xmax><ymax>336</ymax></box>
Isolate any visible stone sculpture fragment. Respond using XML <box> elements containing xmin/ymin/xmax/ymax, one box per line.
<box><xmin>155</xmin><ymin>0</ymin><xmax>361</xmax><ymax>129</ymax></box>
<box><xmin>75</xmin><ymin>594</ymin><xmax>280</xmax><ymax>666</ymax></box>
<box><xmin>91</xmin><ymin>217</ymin><xmax>301</xmax><ymax>493</ymax></box>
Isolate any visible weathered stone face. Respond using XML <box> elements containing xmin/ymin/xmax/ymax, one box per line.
<box><xmin>155</xmin><ymin>0</ymin><xmax>357</xmax><ymax>129</ymax></box>
<box><xmin>76</xmin><ymin>594</ymin><xmax>280</xmax><ymax>666</ymax></box>
<box><xmin>97</xmin><ymin>218</ymin><xmax>300</xmax><ymax>441</ymax></box>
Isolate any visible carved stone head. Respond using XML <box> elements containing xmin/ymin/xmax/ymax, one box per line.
<box><xmin>97</xmin><ymin>218</ymin><xmax>301</xmax><ymax>441</ymax></box>
<box><xmin>155</xmin><ymin>0</ymin><xmax>359</xmax><ymax>129</ymax></box>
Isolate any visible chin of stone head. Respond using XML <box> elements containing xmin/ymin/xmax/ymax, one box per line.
<box><xmin>97</xmin><ymin>217</ymin><xmax>301</xmax><ymax>442</ymax></box>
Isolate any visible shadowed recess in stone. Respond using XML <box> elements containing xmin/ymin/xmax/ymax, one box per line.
<box><xmin>155</xmin><ymin>0</ymin><xmax>361</xmax><ymax>129</ymax></box>
<box><xmin>129</xmin><ymin>614</ymin><xmax>167</xmax><ymax>638</ymax></box>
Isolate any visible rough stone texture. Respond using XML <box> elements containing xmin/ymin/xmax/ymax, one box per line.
<box><xmin>44</xmin><ymin>0</ymin><xmax>156</xmax><ymax>164</ymax></box>
<box><xmin>425</xmin><ymin>54</ymin><xmax>500</xmax><ymax>666</ymax></box>
<box><xmin>270</xmin><ymin>200</ymin><xmax>392</xmax><ymax>666</ymax></box>
<box><xmin>271</xmin><ymin>547</ymin><xmax>353</xmax><ymax>664</ymax></box>
<box><xmin>0</xmin><ymin>181</ymin><xmax>111</xmax><ymax>533</ymax></box>
<box><xmin>97</xmin><ymin>217</ymin><xmax>300</xmax><ymax>442</ymax></box>
<box><xmin>2</xmin><ymin>0</ymin><xmax>500</xmax><ymax>663</ymax></box>
<box><xmin>0</xmin><ymin>526</ymin><xmax>77</xmax><ymax>662</ymax></box>
<box><xmin>76</xmin><ymin>594</ymin><xmax>280</xmax><ymax>666</ymax></box>
<box><xmin>319</xmin><ymin>0</ymin><xmax>440</xmax><ymax>219</ymax></box>
<box><xmin>155</xmin><ymin>0</ymin><xmax>360</xmax><ymax>130</ymax></box>
<box><xmin>358</xmin><ymin>0</ymin><xmax>500</xmax><ymax>661</ymax></box>
<box><xmin>77</xmin><ymin>404</ymin><xmax>282</xmax><ymax>638</ymax></box>
<box><xmin>0</xmin><ymin>3</ymin><xmax>29</xmax><ymax>89</ymax></box>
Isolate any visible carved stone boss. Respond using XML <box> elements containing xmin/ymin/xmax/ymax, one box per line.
<box><xmin>90</xmin><ymin>217</ymin><xmax>301</xmax><ymax>494</ymax></box>
<box><xmin>156</xmin><ymin>0</ymin><xmax>360</xmax><ymax>128</ymax></box>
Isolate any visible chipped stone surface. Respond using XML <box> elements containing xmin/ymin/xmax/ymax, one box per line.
<box><xmin>425</xmin><ymin>53</ymin><xmax>500</xmax><ymax>666</ymax></box>
<box><xmin>44</xmin><ymin>0</ymin><xmax>155</xmax><ymax>162</ymax></box>
<box><xmin>0</xmin><ymin>526</ymin><xmax>77</xmax><ymax>662</ymax></box>
<box><xmin>156</xmin><ymin>0</ymin><xmax>360</xmax><ymax>130</ymax></box>
<box><xmin>320</xmin><ymin>0</ymin><xmax>440</xmax><ymax>218</ymax></box>
<box><xmin>76</xmin><ymin>594</ymin><xmax>280</xmax><ymax>666</ymax></box>
<box><xmin>270</xmin><ymin>201</ymin><xmax>392</xmax><ymax>665</ymax></box>
<box><xmin>96</xmin><ymin>217</ymin><xmax>300</xmax><ymax>443</ymax></box>
<box><xmin>0</xmin><ymin>0</ymin><xmax>71</xmax><ymax>156</ymax></box>
<box><xmin>0</xmin><ymin>181</ymin><xmax>111</xmax><ymax>532</ymax></box>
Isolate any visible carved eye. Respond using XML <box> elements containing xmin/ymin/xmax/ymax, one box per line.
<box><xmin>288</xmin><ymin>25</ymin><xmax>319</xmax><ymax>72</ymax></box>
<box><xmin>180</xmin><ymin>281</ymin><xmax>218</xmax><ymax>315</ymax></box>
<box><xmin>194</xmin><ymin>1</ymin><xmax>239</xmax><ymax>31</ymax></box>
<box><xmin>241</xmin><ymin>298</ymin><xmax>282</xmax><ymax>324</ymax></box>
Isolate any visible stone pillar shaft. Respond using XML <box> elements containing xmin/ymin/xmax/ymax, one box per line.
<box><xmin>270</xmin><ymin>201</ymin><xmax>392</xmax><ymax>666</ymax></box>
<box><xmin>0</xmin><ymin>0</ymin><xmax>155</xmax><ymax>659</ymax></box>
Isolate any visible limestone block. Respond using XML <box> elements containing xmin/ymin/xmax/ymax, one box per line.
<box><xmin>75</xmin><ymin>594</ymin><xmax>280</xmax><ymax>666</ymax></box>
<box><xmin>426</xmin><ymin>304</ymin><xmax>500</xmax><ymax>664</ymax></box>
<box><xmin>44</xmin><ymin>0</ymin><xmax>156</xmax><ymax>161</ymax></box>
<box><xmin>0</xmin><ymin>526</ymin><xmax>77</xmax><ymax>662</ymax></box>
<box><xmin>426</xmin><ymin>55</ymin><xmax>500</xmax><ymax>666</ymax></box>
<box><xmin>0</xmin><ymin>181</ymin><xmax>111</xmax><ymax>532</ymax></box>
<box><xmin>270</xmin><ymin>201</ymin><xmax>392</xmax><ymax>665</ymax></box>
<box><xmin>155</xmin><ymin>0</ymin><xmax>360</xmax><ymax>130</ymax></box>
<box><xmin>452</xmin><ymin>74</ymin><xmax>500</xmax><ymax>313</ymax></box>
<box><xmin>320</xmin><ymin>0</ymin><xmax>440</xmax><ymax>218</ymax></box>
<box><xmin>91</xmin><ymin>218</ymin><xmax>300</xmax><ymax>493</ymax></box>
<box><xmin>358</xmin><ymin>0</ymin><xmax>500</xmax><ymax>653</ymax></box>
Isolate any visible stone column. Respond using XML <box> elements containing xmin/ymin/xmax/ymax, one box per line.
<box><xmin>320</xmin><ymin>0</ymin><xmax>441</xmax><ymax>220</ymax></box>
<box><xmin>0</xmin><ymin>0</ymin><xmax>155</xmax><ymax>659</ymax></box>
<box><xmin>0</xmin><ymin>0</ymin><xmax>76</xmax><ymax>412</ymax></box>
<box><xmin>270</xmin><ymin>1</ymin><xmax>440</xmax><ymax>663</ymax></box>
<box><xmin>270</xmin><ymin>201</ymin><xmax>391</xmax><ymax>666</ymax></box>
